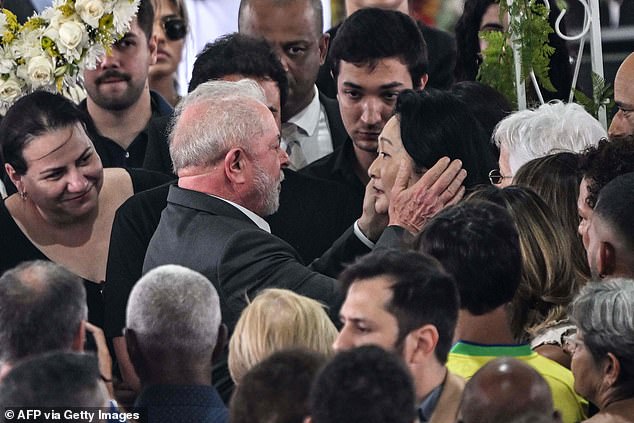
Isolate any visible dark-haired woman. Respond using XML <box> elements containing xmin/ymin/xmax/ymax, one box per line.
<box><xmin>0</xmin><ymin>91</ymin><xmax>172</xmax><ymax>327</ymax></box>
<box><xmin>368</xmin><ymin>88</ymin><xmax>494</xmax><ymax>215</ymax></box>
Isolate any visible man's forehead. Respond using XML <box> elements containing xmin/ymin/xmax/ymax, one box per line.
<box><xmin>338</xmin><ymin>59</ymin><xmax>412</xmax><ymax>87</ymax></box>
<box><xmin>241</xmin><ymin>1</ymin><xmax>320</xmax><ymax>38</ymax></box>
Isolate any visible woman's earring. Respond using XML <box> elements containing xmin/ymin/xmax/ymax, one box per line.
<box><xmin>19</xmin><ymin>190</ymin><xmax>27</xmax><ymax>200</ymax></box>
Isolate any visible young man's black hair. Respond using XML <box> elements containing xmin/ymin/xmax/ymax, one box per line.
<box><xmin>416</xmin><ymin>200</ymin><xmax>522</xmax><ymax>315</ymax></box>
<box><xmin>329</xmin><ymin>8</ymin><xmax>428</xmax><ymax>90</ymax></box>
<box><xmin>188</xmin><ymin>32</ymin><xmax>288</xmax><ymax>109</ymax></box>
<box><xmin>309</xmin><ymin>345</ymin><xmax>416</xmax><ymax>423</ymax></box>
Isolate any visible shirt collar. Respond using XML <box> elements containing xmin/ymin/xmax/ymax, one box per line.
<box><xmin>208</xmin><ymin>194</ymin><xmax>271</xmax><ymax>233</ymax></box>
<box><xmin>286</xmin><ymin>86</ymin><xmax>320</xmax><ymax>136</ymax></box>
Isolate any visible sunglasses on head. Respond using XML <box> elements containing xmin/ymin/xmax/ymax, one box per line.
<box><xmin>161</xmin><ymin>16</ymin><xmax>187</xmax><ymax>41</ymax></box>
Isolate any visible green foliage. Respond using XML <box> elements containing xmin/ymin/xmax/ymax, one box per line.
<box><xmin>478</xmin><ymin>30</ymin><xmax>516</xmax><ymax>104</ymax></box>
<box><xmin>476</xmin><ymin>0</ymin><xmax>558</xmax><ymax>108</ymax></box>
<box><xmin>573</xmin><ymin>72</ymin><xmax>614</xmax><ymax>119</ymax></box>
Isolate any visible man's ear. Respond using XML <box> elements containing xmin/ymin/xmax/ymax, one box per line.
<box><xmin>403</xmin><ymin>324</ymin><xmax>439</xmax><ymax>364</ymax></box>
<box><xmin>212</xmin><ymin>324</ymin><xmax>228</xmax><ymax>364</ymax></box>
<box><xmin>598</xmin><ymin>241</ymin><xmax>616</xmax><ymax>277</ymax></box>
<box><xmin>224</xmin><ymin>148</ymin><xmax>249</xmax><ymax>184</ymax></box>
<box><xmin>72</xmin><ymin>320</ymin><xmax>87</xmax><ymax>352</ymax></box>
<box><xmin>319</xmin><ymin>33</ymin><xmax>330</xmax><ymax>65</ymax></box>
<box><xmin>124</xmin><ymin>328</ymin><xmax>146</xmax><ymax>377</ymax></box>
<box><xmin>418</xmin><ymin>74</ymin><xmax>429</xmax><ymax>91</ymax></box>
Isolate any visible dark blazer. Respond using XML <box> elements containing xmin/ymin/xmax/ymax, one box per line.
<box><xmin>141</xmin><ymin>185</ymin><xmax>369</xmax><ymax>401</ymax></box>
<box><xmin>317</xmin><ymin>20</ymin><xmax>457</xmax><ymax>98</ymax></box>
<box><xmin>320</xmin><ymin>92</ymin><xmax>348</xmax><ymax>150</ymax></box>
<box><xmin>103</xmin><ymin>170</ymin><xmax>360</xmax><ymax>337</ymax></box>
<box><xmin>143</xmin><ymin>185</ymin><xmax>366</xmax><ymax>328</ymax></box>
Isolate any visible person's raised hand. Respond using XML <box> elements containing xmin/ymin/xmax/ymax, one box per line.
<box><xmin>357</xmin><ymin>179</ymin><xmax>389</xmax><ymax>242</ymax></box>
<box><xmin>388</xmin><ymin>157</ymin><xmax>466</xmax><ymax>233</ymax></box>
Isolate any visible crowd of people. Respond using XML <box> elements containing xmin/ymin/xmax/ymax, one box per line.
<box><xmin>1</xmin><ymin>0</ymin><xmax>634</xmax><ymax>422</ymax></box>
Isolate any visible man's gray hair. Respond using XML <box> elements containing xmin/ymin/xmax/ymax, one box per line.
<box><xmin>0</xmin><ymin>261</ymin><xmax>87</xmax><ymax>363</ymax></box>
<box><xmin>494</xmin><ymin>100</ymin><xmax>606</xmax><ymax>173</ymax></box>
<box><xmin>169</xmin><ymin>79</ymin><xmax>269</xmax><ymax>173</ymax></box>
<box><xmin>571</xmin><ymin>278</ymin><xmax>634</xmax><ymax>391</ymax></box>
<box><xmin>126</xmin><ymin>265</ymin><xmax>222</xmax><ymax>358</ymax></box>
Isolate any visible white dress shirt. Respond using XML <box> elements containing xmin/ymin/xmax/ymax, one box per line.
<box><xmin>281</xmin><ymin>86</ymin><xmax>334</xmax><ymax>167</ymax></box>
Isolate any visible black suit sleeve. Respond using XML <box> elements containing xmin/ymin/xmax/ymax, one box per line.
<box><xmin>218</xmin><ymin>229</ymin><xmax>344</xmax><ymax>325</ymax></box>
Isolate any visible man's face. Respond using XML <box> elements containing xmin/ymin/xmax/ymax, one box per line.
<box><xmin>333</xmin><ymin>276</ymin><xmax>400</xmax><ymax>353</ymax></box>
<box><xmin>584</xmin><ymin>213</ymin><xmax>603</xmax><ymax>279</ymax></box>
<box><xmin>246</xmin><ymin>105</ymin><xmax>288</xmax><ymax>216</ymax></box>
<box><xmin>337</xmin><ymin>58</ymin><xmax>414</xmax><ymax>158</ymax></box>
<box><xmin>608</xmin><ymin>56</ymin><xmax>634</xmax><ymax>139</ymax></box>
<box><xmin>496</xmin><ymin>144</ymin><xmax>514</xmax><ymax>188</ymax></box>
<box><xmin>577</xmin><ymin>177</ymin><xmax>594</xmax><ymax>245</ymax></box>
<box><xmin>240</xmin><ymin>0</ymin><xmax>327</xmax><ymax>121</ymax></box>
<box><xmin>84</xmin><ymin>19</ymin><xmax>157</xmax><ymax>111</ymax></box>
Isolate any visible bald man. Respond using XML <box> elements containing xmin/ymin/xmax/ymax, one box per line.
<box><xmin>609</xmin><ymin>52</ymin><xmax>634</xmax><ymax>139</ymax></box>
<box><xmin>458</xmin><ymin>358</ymin><xmax>563</xmax><ymax>423</ymax></box>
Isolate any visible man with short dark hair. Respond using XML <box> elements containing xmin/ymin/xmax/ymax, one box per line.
<box><xmin>238</xmin><ymin>0</ymin><xmax>348</xmax><ymax>169</ymax></box>
<box><xmin>417</xmin><ymin>200</ymin><xmax>586</xmax><ymax>423</ymax></box>
<box><xmin>584</xmin><ymin>172</ymin><xmax>634</xmax><ymax>279</ymax></box>
<box><xmin>334</xmin><ymin>249</ymin><xmax>464</xmax><ymax>423</ymax></box>
<box><xmin>81</xmin><ymin>0</ymin><xmax>173</xmax><ymax>170</ymax></box>
<box><xmin>316</xmin><ymin>0</ymin><xmax>456</xmax><ymax>97</ymax></box>
<box><xmin>459</xmin><ymin>358</ymin><xmax>563</xmax><ymax>423</ymax></box>
<box><xmin>302</xmin><ymin>8</ymin><xmax>428</xmax><ymax>206</ymax></box>
<box><xmin>0</xmin><ymin>261</ymin><xmax>87</xmax><ymax>378</ymax></box>
<box><xmin>230</xmin><ymin>349</ymin><xmax>326</xmax><ymax>423</ymax></box>
<box><xmin>0</xmin><ymin>352</ymin><xmax>109</xmax><ymax>410</ymax></box>
<box><xmin>309</xmin><ymin>345</ymin><xmax>417</xmax><ymax>423</ymax></box>
<box><xmin>126</xmin><ymin>265</ymin><xmax>228</xmax><ymax>423</ymax></box>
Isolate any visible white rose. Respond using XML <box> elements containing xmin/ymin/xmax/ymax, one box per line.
<box><xmin>0</xmin><ymin>78</ymin><xmax>22</xmax><ymax>103</ymax></box>
<box><xmin>57</xmin><ymin>20</ymin><xmax>85</xmax><ymax>51</ymax></box>
<box><xmin>27</xmin><ymin>56</ymin><xmax>55</xmax><ymax>88</ymax></box>
<box><xmin>75</xmin><ymin>0</ymin><xmax>106</xmax><ymax>28</ymax></box>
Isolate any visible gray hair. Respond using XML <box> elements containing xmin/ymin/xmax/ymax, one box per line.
<box><xmin>494</xmin><ymin>101</ymin><xmax>606</xmax><ymax>173</ymax></box>
<box><xmin>169</xmin><ymin>79</ymin><xmax>269</xmax><ymax>173</ymax></box>
<box><xmin>571</xmin><ymin>278</ymin><xmax>634</xmax><ymax>393</ymax></box>
<box><xmin>126</xmin><ymin>265</ymin><xmax>222</xmax><ymax>359</ymax></box>
<box><xmin>0</xmin><ymin>261</ymin><xmax>87</xmax><ymax>363</ymax></box>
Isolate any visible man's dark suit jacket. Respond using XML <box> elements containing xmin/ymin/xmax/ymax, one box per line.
<box><xmin>103</xmin><ymin>170</ymin><xmax>359</xmax><ymax>338</ymax></box>
<box><xmin>140</xmin><ymin>185</ymin><xmax>369</xmax><ymax>401</ymax></box>
<box><xmin>320</xmin><ymin>92</ymin><xmax>349</xmax><ymax>151</ymax></box>
<box><xmin>316</xmin><ymin>20</ymin><xmax>457</xmax><ymax>98</ymax></box>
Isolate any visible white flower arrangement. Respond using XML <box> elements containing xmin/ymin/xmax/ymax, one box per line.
<box><xmin>0</xmin><ymin>0</ymin><xmax>140</xmax><ymax>115</ymax></box>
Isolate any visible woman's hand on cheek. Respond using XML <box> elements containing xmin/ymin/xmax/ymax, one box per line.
<box><xmin>388</xmin><ymin>157</ymin><xmax>467</xmax><ymax>233</ymax></box>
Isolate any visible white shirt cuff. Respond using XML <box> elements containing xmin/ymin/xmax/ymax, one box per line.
<box><xmin>354</xmin><ymin>220</ymin><xmax>376</xmax><ymax>249</ymax></box>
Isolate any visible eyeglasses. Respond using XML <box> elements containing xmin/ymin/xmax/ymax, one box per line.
<box><xmin>488</xmin><ymin>169</ymin><xmax>513</xmax><ymax>185</ymax></box>
<box><xmin>161</xmin><ymin>16</ymin><xmax>187</xmax><ymax>41</ymax></box>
